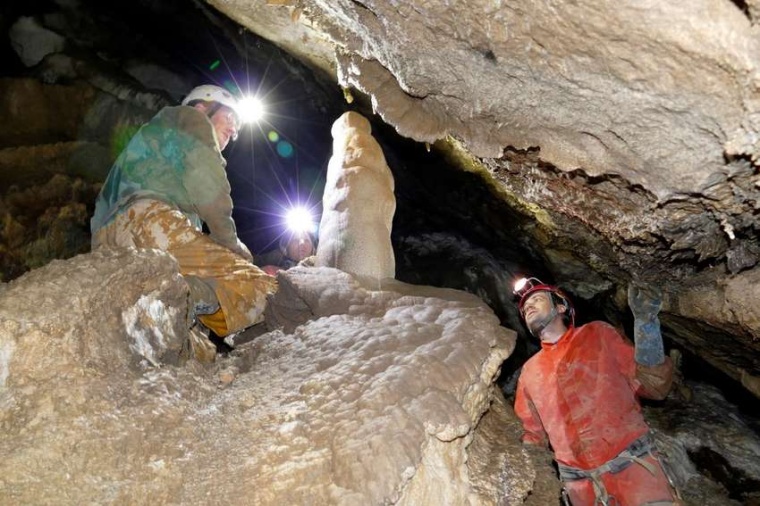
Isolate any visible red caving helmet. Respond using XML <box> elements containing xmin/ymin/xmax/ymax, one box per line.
<box><xmin>513</xmin><ymin>277</ymin><xmax>575</xmax><ymax>326</ymax></box>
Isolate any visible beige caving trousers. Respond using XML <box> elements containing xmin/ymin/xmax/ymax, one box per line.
<box><xmin>92</xmin><ymin>199</ymin><xmax>277</xmax><ymax>336</ymax></box>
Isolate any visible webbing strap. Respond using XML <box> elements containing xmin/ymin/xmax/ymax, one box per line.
<box><xmin>558</xmin><ymin>433</ymin><xmax>657</xmax><ymax>506</ymax></box>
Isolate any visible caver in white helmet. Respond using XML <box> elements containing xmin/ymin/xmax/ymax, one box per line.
<box><xmin>182</xmin><ymin>84</ymin><xmax>241</xmax><ymax>144</ymax></box>
<box><xmin>181</xmin><ymin>84</ymin><xmax>240</xmax><ymax>114</ymax></box>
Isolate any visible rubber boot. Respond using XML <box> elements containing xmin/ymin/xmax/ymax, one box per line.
<box><xmin>181</xmin><ymin>275</ymin><xmax>219</xmax><ymax>363</ymax></box>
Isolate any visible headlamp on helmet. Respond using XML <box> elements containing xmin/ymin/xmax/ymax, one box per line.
<box><xmin>513</xmin><ymin>277</ymin><xmax>544</xmax><ymax>298</ymax></box>
<box><xmin>182</xmin><ymin>84</ymin><xmax>249</xmax><ymax>142</ymax></box>
<box><xmin>182</xmin><ymin>85</ymin><xmax>240</xmax><ymax>114</ymax></box>
<box><xmin>513</xmin><ymin>276</ymin><xmax>576</xmax><ymax>327</ymax></box>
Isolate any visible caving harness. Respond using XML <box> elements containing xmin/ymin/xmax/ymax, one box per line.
<box><xmin>557</xmin><ymin>432</ymin><xmax>663</xmax><ymax>506</ymax></box>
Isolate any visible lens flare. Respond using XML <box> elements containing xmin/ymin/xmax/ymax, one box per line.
<box><xmin>276</xmin><ymin>140</ymin><xmax>294</xmax><ymax>158</ymax></box>
<box><xmin>285</xmin><ymin>207</ymin><xmax>315</xmax><ymax>233</ymax></box>
<box><xmin>237</xmin><ymin>96</ymin><xmax>265</xmax><ymax>123</ymax></box>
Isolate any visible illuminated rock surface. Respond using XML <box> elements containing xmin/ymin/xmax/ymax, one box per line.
<box><xmin>317</xmin><ymin>111</ymin><xmax>396</xmax><ymax>281</ymax></box>
<box><xmin>3</xmin><ymin>0</ymin><xmax>760</xmax><ymax>502</ymax></box>
<box><xmin>0</xmin><ymin>252</ymin><xmax>516</xmax><ymax>504</ymax></box>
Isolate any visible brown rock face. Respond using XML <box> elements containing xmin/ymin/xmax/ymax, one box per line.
<box><xmin>0</xmin><ymin>78</ymin><xmax>96</xmax><ymax>148</ymax></box>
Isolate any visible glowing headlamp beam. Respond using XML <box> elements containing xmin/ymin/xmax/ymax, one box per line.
<box><xmin>237</xmin><ymin>96</ymin><xmax>265</xmax><ymax>124</ymax></box>
<box><xmin>285</xmin><ymin>207</ymin><xmax>315</xmax><ymax>234</ymax></box>
<box><xmin>513</xmin><ymin>277</ymin><xmax>543</xmax><ymax>297</ymax></box>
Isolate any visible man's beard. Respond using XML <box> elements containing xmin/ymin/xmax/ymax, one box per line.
<box><xmin>527</xmin><ymin>306</ymin><xmax>558</xmax><ymax>336</ymax></box>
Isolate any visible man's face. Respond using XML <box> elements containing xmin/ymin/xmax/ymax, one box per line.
<box><xmin>522</xmin><ymin>291</ymin><xmax>556</xmax><ymax>330</ymax></box>
<box><xmin>286</xmin><ymin>235</ymin><xmax>314</xmax><ymax>262</ymax></box>
<box><xmin>208</xmin><ymin>105</ymin><xmax>240</xmax><ymax>151</ymax></box>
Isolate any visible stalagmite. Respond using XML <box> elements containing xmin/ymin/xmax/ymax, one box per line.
<box><xmin>316</xmin><ymin>111</ymin><xmax>396</xmax><ymax>280</ymax></box>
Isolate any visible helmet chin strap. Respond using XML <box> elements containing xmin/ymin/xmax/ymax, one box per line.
<box><xmin>528</xmin><ymin>302</ymin><xmax>558</xmax><ymax>337</ymax></box>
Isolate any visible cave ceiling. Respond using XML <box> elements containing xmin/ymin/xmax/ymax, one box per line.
<box><xmin>216</xmin><ymin>0</ymin><xmax>760</xmax><ymax>280</ymax></box>
<box><xmin>207</xmin><ymin>0</ymin><xmax>760</xmax><ymax>393</ymax></box>
<box><xmin>3</xmin><ymin>0</ymin><xmax>760</xmax><ymax>398</ymax></box>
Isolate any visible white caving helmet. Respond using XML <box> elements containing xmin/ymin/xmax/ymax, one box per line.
<box><xmin>181</xmin><ymin>84</ymin><xmax>241</xmax><ymax>141</ymax></box>
<box><xmin>181</xmin><ymin>84</ymin><xmax>240</xmax><ymax>112</ymax></box>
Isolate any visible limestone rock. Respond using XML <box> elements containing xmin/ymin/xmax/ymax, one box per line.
<box><xmin>9</xmin><ymin>16</ymin><xmax>65</xmax><ymax>67</ymax></box>
<box><xmin>0</xmin><ymin>253</ymin><xmax>521</xmax><ymax>505</ymax></box>
<box><xmin>466</xmin><ymin>388</ymin><xmax>562</xmax><ymax>505</ymax></box>
<box><xmin>213</xmin><ymin>0</ymin><xmax>760</xmax><ymax>199</ymax></box>
<box><xmin>630</xmin><ymin>268</ymin><xmax>760</xmax><ymax>394</ymax></box>
<box><xmin>646</xmin><ymin>382</ymin><xmax>760</xmax><ymax>503</ymax></box>
<box><xmin>317</xmin><ymin>111</ymin><xmax>396</xmax><ymax>281</ymax></box>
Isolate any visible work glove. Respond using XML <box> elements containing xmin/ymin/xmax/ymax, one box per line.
<box><xmin>628</xmin><ymin>283</ymin><xmax>665</xmax><ymax>366</ymax></box>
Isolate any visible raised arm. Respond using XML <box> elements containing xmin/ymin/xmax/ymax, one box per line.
<box><xmin>628</xmin><ymin>284</ymin><xmax>674</xmax><ymax>399</ymax></box>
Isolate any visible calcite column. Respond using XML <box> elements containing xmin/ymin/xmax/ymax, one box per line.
<box><xmin>316</xmin><ymin>111</ymin><xmax>396</xmax><ymax>280</ymax></box>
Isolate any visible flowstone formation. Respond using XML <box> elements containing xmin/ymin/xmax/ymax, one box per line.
<box><xmin>0</xmin><ymin>249</ymin><xmax>528</xmax><ymax>505</ymax></box>
<box><xmin>317</xmin><ymin>111</ymin><xmax>397</xmax><ymax>281</ymax></box>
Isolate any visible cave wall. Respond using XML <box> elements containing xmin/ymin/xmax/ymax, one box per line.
<box><xmin>204</xmin><ymin>0</ymin><xmax>760</xmax><ymax>395</ymax></box>
<box><xmin>4</xmin><ymin>0</ymin><xmax>760</xmax><ymax>395</ymax></box>
<box><xmin>2</xmin><ymin>0</ymin><xmax>760</xmax><ymax>502</ymax></box>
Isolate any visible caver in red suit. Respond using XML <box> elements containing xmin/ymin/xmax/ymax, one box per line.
<box><xmin>512</xmin><ymin>278</ymin><xmax>681</xmax><ymax>506</ymax></box>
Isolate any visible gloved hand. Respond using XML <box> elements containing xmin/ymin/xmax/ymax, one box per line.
<box><xmin>628</xmin><ymin>283</ymin><xmax>665</xmax><ymax>366</ymax></box>
<box><xmin>627</xmin><ymin>284</ymin><xmax>662</xmax><ymax>320</ymax></box>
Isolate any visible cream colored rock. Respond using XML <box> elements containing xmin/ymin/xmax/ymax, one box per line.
<box><xmin>316</xmin><ymin>111</ymin><xmax>396</xmax><ymax>281</ymax></box>
<box><xmin>0</xmin><ymin>254</ymin><xmax>521</xmax><ymax>505</ymax></box>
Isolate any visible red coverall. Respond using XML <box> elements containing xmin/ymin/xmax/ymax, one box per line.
<box><xmin>514</xmin><ymin>321</ymin><xmax>678</xmax><ymax>506</ymax></box>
